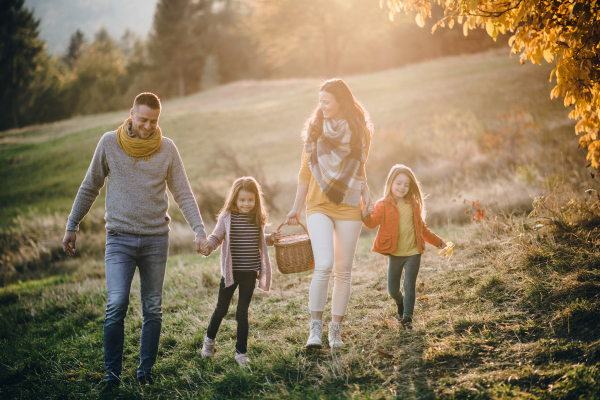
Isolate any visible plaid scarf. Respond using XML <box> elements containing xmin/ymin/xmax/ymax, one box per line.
<box><xmin>305</xmin><ymin>119</ymin><xmax>366</xmax><ymax>206</ymax></box>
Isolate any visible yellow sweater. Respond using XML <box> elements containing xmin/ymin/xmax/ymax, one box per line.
<box><xmin>298</xmin><ymin>136</ymin><xmax>370</xmax><ymax>221</ymax></box>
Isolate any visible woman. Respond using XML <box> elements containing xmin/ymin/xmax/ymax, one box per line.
<box><xmin>285</xmin><ymin>78</ymin><xmax>373</xmax><ymax>349</ymax></box>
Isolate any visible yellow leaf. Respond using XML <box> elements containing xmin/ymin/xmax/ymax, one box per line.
<box><xmin>463</xmin><ymin>22</ymin><xmax>469</xmax><ymax>36</ymax></box>
<box><xmin>438</xmin><ymin>241</ymin><xmax>454</xmax><ymax>259</ymax></box>
<box><xmin>485</xmin><ymin>21</ymin><xmax>495</xmax><ymax>37</ymax></box>
<box><xmin>416</xmin><ymin>13</ymin><xmax>425</xmax><ymax>28</ymax></box>
<box><xmin>543</xmin><ymin>49</ymin><xmax>554</xmax><ymax>63</ymax></box>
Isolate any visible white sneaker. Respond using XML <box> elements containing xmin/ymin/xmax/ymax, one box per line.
<box><xmin>201</xmin><ymin>337</ymin><xmax>215</xmax><ymax>357</ymax></box>
<box><xmin>328</xmin><ymin>321</ymin><xmax>343</xmax><ymax>348</ymax></box>
<box><xmin>305</xmin><ymin>320</ymin><xmax>323</xmax><ymax>349</ymax></box>
<box><xmin>235</xmin><ymin>352</ymin><xmax>250</xmax><ymax>366</ymax></box>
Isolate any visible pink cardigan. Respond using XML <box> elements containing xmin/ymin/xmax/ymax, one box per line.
<box><xmin>206</xmin><ymin>211</ymin><xmax>273</xmax><ymax>292</ymax></box>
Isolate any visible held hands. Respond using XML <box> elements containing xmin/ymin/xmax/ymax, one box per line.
<box><xmin>62</xmin><ymin>231</ymin><xmax>77</xmax><ymax>257</ymax></box>
<box><xmin>362</xmin><ymin>202</ymin><xmax>375</xmax><ymax>219</ymax></box>
<box><xmin>194</xmin><ymin>235</ymin><xmax>210</xmax><ymax>256</ymax></box>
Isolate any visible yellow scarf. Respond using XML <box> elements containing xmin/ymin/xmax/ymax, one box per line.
<box><xmin>116</xmin><ymin>118</ymin><xmax>162</xmax><ymax>163</ymax></box>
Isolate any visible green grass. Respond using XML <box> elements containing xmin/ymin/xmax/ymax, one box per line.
<box><xmin>2</xmin><ymin>205</ymin><xmax>600</xmax><ymax>399</ymax></box>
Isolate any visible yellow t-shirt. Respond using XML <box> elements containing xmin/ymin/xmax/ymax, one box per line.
<box><xmin>391</xmin><ymin>202</ymin><xmax>419</xmax><ymax>257</ymax></box>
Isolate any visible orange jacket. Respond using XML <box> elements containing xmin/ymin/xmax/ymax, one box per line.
<box><xmin>363</xmin><ymin>198</ymin><xmax>442</xmax><ymax>255</ymax></box>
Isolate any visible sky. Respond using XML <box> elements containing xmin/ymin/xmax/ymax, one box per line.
<box><xmin>25</xmin><ymin>0</ymin><xmax>160</xmax><ymax>54</ymax></box>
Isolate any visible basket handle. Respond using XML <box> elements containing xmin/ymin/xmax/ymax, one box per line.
<box><xmin>276</xmin><ymin>221</ymin><xmax>310</xmax><ymax>236</ymax></box>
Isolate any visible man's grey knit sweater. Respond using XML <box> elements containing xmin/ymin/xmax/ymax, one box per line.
<box><xmin>66</xmin><ymin>130</ymin><xmax>206</xmax><ymax>237</ymax></box>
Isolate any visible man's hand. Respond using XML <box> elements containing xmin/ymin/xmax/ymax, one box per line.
<box><xmin>200</xmin><ymin>241</ymin><xmax>211</xmax><ymax>255</ymax></box>
<box><xmin>194</xmin><ymin>235</ymin><xmax>208</xmax><ymax>255</ymax></box>
<box><xmin>62</xmin><ymin>231</ymin><xmax>77</xmax><ymax>257</ymax></box>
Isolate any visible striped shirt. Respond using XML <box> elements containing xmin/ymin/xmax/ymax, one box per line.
<box><xmin>230</xmin><ymin>212</ymin><xmax>262</xmax><ymax>271</ymax></box>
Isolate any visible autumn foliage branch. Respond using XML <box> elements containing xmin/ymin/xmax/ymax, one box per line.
<box><xmin>383</xmin><ymin>0</ymin><xmax>600</xmax><ymax>170</ymax></box>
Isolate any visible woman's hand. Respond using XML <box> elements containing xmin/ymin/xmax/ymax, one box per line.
<box><xmin>285</xmin><ymin>209</ymin><xmax>302</xmax><ymax>226</ymax></box>
<box><xmin>362</xmin><ymin>202</ymin><xmax>375</xmax><ymax>219</ymax></box>
<box><xmin>437</xmin><ymin>240</ymin><xmax>447</xmax><ymax>249</ymax></box>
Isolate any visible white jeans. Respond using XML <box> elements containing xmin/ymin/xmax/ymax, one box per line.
<box><xmin>307</xmin><ymin>213</ymin><xmax>363</xmax><ymax>316</ymax></box>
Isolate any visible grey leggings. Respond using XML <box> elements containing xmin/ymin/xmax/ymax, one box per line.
<box><xmin>387</xmin><ymin>254</ymin><xmax>421</xmax><ymax>318</ymax></box>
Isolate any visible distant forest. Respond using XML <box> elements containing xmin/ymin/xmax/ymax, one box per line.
<box><xmin>2</xmin><ymin>0</ymin><xmax>504</xmax><ymax>131</ymax></box>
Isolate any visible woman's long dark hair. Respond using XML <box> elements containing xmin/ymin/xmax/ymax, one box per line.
<box><xmin>301</xmin><ymin>79</ymin><xmax>374</xmax><ymax>147</ymax></box>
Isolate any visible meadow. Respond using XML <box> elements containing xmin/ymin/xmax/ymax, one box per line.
<box><xmin>1</xmin><ymin>49</ymin><xmax>599</xmax><ymax>399</ymax></box>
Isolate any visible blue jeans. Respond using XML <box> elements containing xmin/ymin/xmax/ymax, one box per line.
<box><xmin>104</xmin><ymin>229</ymin><xmax>169</xmax><ymax>382</ymax></box>
<box><xmin>387</xmin><ymin>254</ymin><xmax>421</xmax><ymax>318</ymax></box>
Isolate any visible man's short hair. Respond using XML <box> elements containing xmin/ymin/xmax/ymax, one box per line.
<box><xmin>133</xmin><ymin>92</ymin><xmax>161</xmax><ymax>110</ymax></box>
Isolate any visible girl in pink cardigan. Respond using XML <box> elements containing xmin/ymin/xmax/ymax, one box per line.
<box><xmin>198</xmin><ymin>177</ymin><xmax>280</xmax><ymax>366</ymax></box>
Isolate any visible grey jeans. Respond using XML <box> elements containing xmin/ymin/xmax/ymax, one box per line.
<box><xmin>103</xmin><ymin>229</ymin><xmax>169</xmax><ymax>381</ymax></box>
<box><xmin>387</xmin><ymin>254</ymin><xmax>421</xmax><ymax>318</ymax></box>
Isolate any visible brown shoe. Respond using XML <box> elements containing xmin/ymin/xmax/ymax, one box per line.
<box><xmin>401</xmin><ymin>316</ymin><xmax>413</xmax><ymax>330</ymax></box>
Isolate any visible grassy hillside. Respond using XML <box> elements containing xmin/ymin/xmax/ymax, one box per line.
<box><xmin>0</xmin><ymin>49</ymin><xmax>581</xmax><ymax>226</ymax></box>
<box><xmin>2</xmin><ymin>50</ymin><xmax>600</xmax><ymax>398</ymax></box>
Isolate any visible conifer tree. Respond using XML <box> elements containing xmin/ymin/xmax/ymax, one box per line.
<box><xmin>0</xmin><ymin>0</ymin><xmax>45</xmax><ymax>129</ymax></box>
<box><xmin>63</xmin><ymin>29</ymin><xmax>86</xmax><ymax>68</ymax></box>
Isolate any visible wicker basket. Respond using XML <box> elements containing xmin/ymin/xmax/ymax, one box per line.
<box><xmin>274</xmin><ymin>222</ymin><xmax>315</xmax><ymax>274</ymax></box>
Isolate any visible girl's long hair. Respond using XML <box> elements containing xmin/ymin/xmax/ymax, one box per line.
<box><xmin>218</xmin><ymin>176</ymin><xmax>268</xmax><ymax>227</ymax></box>
<box><xmin>301</xmin><ymin>78</ymin><xmax>374</xmax><ymax>148</ymax></box>
<box><xmin>382</xmin><ymin>164</ymin><xmax>427</xmax><ymax>220</ymax></box>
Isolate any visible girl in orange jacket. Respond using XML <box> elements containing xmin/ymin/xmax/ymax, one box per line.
<box><xmin>363</xmin><ymin>164</ymin><xmax>447</xmax><ymax>329</ymax></box>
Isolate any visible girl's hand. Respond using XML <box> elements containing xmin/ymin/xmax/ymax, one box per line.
<box><xmin>437</xmin><ymin>240</ymin><xmax>447</xmax><ymax>249</ymax></box>
<box><xmin>362</xmin><ymin>202</ymin><xmax>375</xmax><ymax>219</ymax></box>
<box><xmin>271</xmin><ymin>229</ymin><xmax>282</xmax><ymax>242</ymax></box>
<box><xmin>202</xmin><ymin>241</ymin><xmax>212</xmax><ymax>255</ymax></box>
<box><xmin>285</xmin><ymin>209</ymin><xmax>301</xmax><ymax>226</ymax></box>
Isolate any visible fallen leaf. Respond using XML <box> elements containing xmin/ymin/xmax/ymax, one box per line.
<box><xmin>418</xmin><ymin>295</ymin><xmax>429</xmax><ymax>300</ymax></box>
<box><xmin>377</xmin><ymin>349</ymin><xmax>394</xmax><ymax>359</ymax></box>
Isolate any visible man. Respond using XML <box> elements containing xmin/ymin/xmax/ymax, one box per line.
<box><xmin>62</xmin><ymin>92</ymin><xmax>207</xmax><ymax>390</ymax></box>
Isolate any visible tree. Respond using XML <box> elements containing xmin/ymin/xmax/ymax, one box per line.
<box><xmin>253</xmin><ymin>0</ymin><xmax>388</xmax><ymax>77</ymax></box>
<box><xmin>70</xmin><ymin>28</ymin><xmax>127</xmax><ymax>115</ymax></box>
<box><xmin>0</xmin><ymin>0</ymin><xmax>45</xmax><ymax>129</ymax></box>
<box><xmin>149</xmin><ymin>0</ymin><xmax>206</xmax><ymax>98</ymax></box>
<box><xmin>383</xmin><ymin>0</ymin><xmax>600</xmax><ymax>171</ymax></box>
<box><xmin>63</xmin><ymin>29</ymin><xmax>86</xmax><ymax>68</ymax></box>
